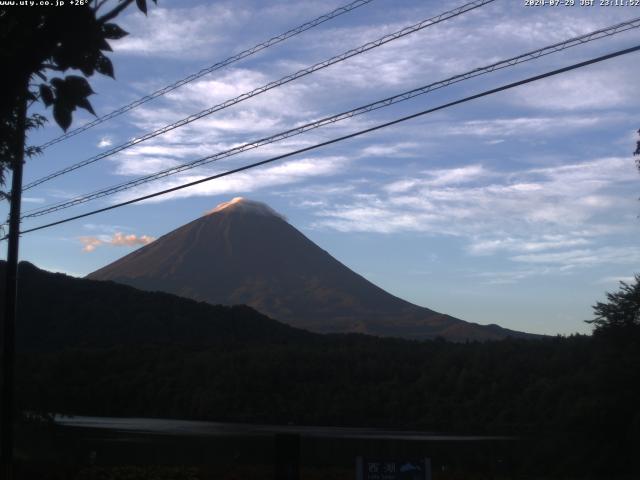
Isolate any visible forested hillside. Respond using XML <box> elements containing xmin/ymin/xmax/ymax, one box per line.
<box><xmin>2</xmin><ymin>262</ymin><xmax>639</xmax><ymax>477</ymax></box>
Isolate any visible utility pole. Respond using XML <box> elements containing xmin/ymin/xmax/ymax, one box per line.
<box><xmin>1</xmin><ymin>86</ymin><xmax>27</xmax><ymax>480</ymax></box>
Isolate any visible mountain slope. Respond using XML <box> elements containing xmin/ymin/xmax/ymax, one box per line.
<box><xmin>88</xmin><ymin>197</ymin><xmax>532</xmax><ymax>341</ymax></box>
<box><xmin>0</xmin><ymin>261</ymin><xmax>310</xmax><ymax>352</ymax></box>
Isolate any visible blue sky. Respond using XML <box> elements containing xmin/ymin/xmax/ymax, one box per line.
<box><xmin>5</xmin><ymin>0</ymin><xmax>640</xmax><ymax>335</ymax></box>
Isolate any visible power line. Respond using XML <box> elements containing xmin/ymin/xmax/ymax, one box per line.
<box><xmin>15</xmin><ymin>44</ymin><xmax>640</xmax><ymax>238</ymax></box>
<box><xmin>36</xmin><ymin>0</ymin><xmax>376</xmax><ymax>150</ymax></box>
<box><xmin>20</xmin><ymin>16</ymin><xmax>640</xmax><ymax>219</ymax></box>
<box><xmin>23</xmin><ymin>0</ymin><xmax>496</xmax><ymax>191</ymax></box>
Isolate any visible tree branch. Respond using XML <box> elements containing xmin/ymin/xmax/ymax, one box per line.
<box><xmin>40</xmin><ymin>63</ymin><xmax>65</xmax><ymax>72</ymax></box>
<box><xmin>97</xmin><ymin>0</ymin><xmax>135</xmax><ymax>23</ymax></box>
<box><xmin>94</xmin><ymin>0</ymin><xmax>110</xmax><ymax>12</ymax></box>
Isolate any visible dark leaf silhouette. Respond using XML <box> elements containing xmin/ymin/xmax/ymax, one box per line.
<box><xmin>49</xmin><ymin>78</ymin><xmax>64</xmax><ymax>90</ymax></box>
<box><xmin>98</xmin><ymin>37</ymin><xmax>113</xmax><ymax>52</ymax></box>
<box><xmin>77</xmin><ymin>52</ymin><xmax>98</xmax><ymax>76</ymax></box>
<box><xmin>136</xmin><ymin>0</ymin><xmax>148</xmax><ymax>14</ymax></box>
<box><xmin>50</xmin><ymin>76</ymin><xmax>95</xmax><ymax>115</ymax></box>
<box><xmin>49</xmin><ymin>75</ymin><xmax>97</xmax><ymax>127</ymax></box>
<box><xmin>62</xmin><ymin>75</ymin><xmax>95</xmax><ymax>98</ymax></box>
<box><xmin>39</xmin><ymin>85</ymin><xmax>54</xmax><ymax>106</ymax></box>
<box><xmin>102</xmin><ymin>23</ymin><xmax>129</xmax><ymax>40</ymax></box>
<box><xmin>1</xmin><ymin>0</ymin><xmax>153</xmax><ymax>179</ymax></box>
<box><xmin>76</xmin><ymin>98</ymin><xmax>96</xmax><ymax>116</ymax></box>
<box><xmin>25</xmin><ymin>114</ymin><xmax>47</xmax><ymax>131</ymax></box>
<box><xmin>52</xmin><ymin>103</ymin><xmax>72</xmax><ymax>132</ymax></box>
<box><xmin>95</xmin><ymin>52</ymin><xmax>115</xmax><ymax>78</ymax></box>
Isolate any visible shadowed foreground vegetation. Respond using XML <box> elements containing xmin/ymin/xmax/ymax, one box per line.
<box><xmin>2</xmin><ymin>262</ymin><xmax>639</xmax><ymax>478</ymax></box>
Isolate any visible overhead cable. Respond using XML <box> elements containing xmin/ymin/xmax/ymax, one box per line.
<box><xmin>15</xmin><ymin>44</ymin><xmax>640</xmax><ymax>237</ymax></box>
<box><xmin>23</xmin><ymin>0</ymin><xmax>496</xmax><ymax>191</ymax></box>
<box><xmin>36</xmin><ymin>0</ymin><xmax>376</xmax><ymax>150</ymax></box>
<box><xmin>20</xmin><ymin>17</ymin><xmax>640</xmax><ymax>219</ymax></box>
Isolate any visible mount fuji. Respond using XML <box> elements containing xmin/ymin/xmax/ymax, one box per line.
<box><xmin>88</xmin><ymin>197</ymin><xmax>533</xmax><ymax>341</ymax></box>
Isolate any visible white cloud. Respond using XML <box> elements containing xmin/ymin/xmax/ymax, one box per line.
<box><xmin>309</xmin><ymin>155</ymin><xmax>638</xmax><ymax>278</ymax></box>
<box><xmin>22</xmin><ymin>197</ymin><xmax>45</xmax><ymax>204</ymax></box>
<box><xmin>598</xmin><ymin>275</ymin><xmax>637</xmax><ymax>285</ymax></box>
<box><xmin>511</xmin><ymin>246</ymin><xmax>640</xmax><ymax>268</ymax></box>
<box><xmin>113</xmin><ymin>154</ymin><xmax>181</xmax><ymax>176</ymax></box>
<box><xmin>511</xmin><ymin>66</ymin><xmax>638</xmax><ymax>111</ymax></box>
<box><xmin>468</xmin><ymin>235</ymin><xmax>592</xmax><ymax>255</ymax></box>
<box><xmin>360</xmin><ymin>142</ymin><xmax>418</xmax><ymax>157</ymax></box>
<box><xmin>110</xmin><ymin>0</ymin><xmax>632</xmax><ymax>176</ymax></box>
<box><xmin>471</xmin><ymin>267</ymin><xmax>561</xmax><ymax>285</ymax></box>
<box><xmin>82</xmin><ymin>223</ymin><xmax>130</xmax><ymax>233</ymax></box>
<box><xmin>98</xmin><ymin>136</ymin><xmax>113</xmax><ymax>148</ymax></box>
<box><xmin>80</xmin><ymin>237</ymin><xmax>102</xmax><ymax>253</ymax></box>
<box><xmin>101</xmin><ymin>0</ymin><xmax>640</xmax><ymax>202</ymax></box>
<box><xmin>298</xmin><ymin>200</ymin><xmax>326</xmax><ymax>208</ymax></box>
<box><xmin>80</xmin><ymin>232</ymin><xmax>155</xmax><ymax>253</ymax></box>
<box><xmin>161</xmin><ymin>70</ymin><xmax>315</xmax><ymax>118</ymax></box>
<box><xmin>316</xmin><ymin>202</ymin><xmax>437</xmax><ymax>234</ymax></box>
<box><xmin>385</xmin><ymin>165</ymin><xmax>487</xmax><ymax>193</ymax></box>
<box><xmin>424</xmin><ymin>164</ymin><xmax>488</xmax><ymax>187</ymax></box>
<box><xmin>107</xmin><ymin>131</ymin><xmax>326</xmax><ymax>180</ymax></box>
<box><xmin>111</xmin><ymin>155</ymin><xmax>349</xmax><ymax>204</ymax></box>
<box><xmin>437</xmin><ymin>116</ymin><xmax>603</xmax><ymax>138</ymax></box>
<box><xmin>298</xmin><ymin>1</ymin><xmax>637</xmax><ymax>95</ymax></box>
<box><xmin>113</xmin><ymin>4</ymin><xmax>247</xmax><ymax>58</ymax></box>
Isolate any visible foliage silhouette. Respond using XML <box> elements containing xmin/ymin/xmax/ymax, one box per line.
<box><xmin>0</xmin><ymin>0</ymin><xmax>156</xmax><ymax>186</ymax></box>
<box><xmin>588</xmin><ymin>275</ymin><xmax>640</xmax><ymax>333</ymax></box>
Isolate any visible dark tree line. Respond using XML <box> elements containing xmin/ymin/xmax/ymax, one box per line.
<box><xmin>2</xmin><ymin>262</ymin><xmax>639</xmax><ymax>477</ymax></box>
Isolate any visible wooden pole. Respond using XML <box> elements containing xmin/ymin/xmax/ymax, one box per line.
<box><xmin>1</xmin><ymin>86</ymin><xmax>27</xmax><ymax>480</ymax></box>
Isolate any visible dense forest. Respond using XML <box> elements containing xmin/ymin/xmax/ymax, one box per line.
<box><xmin>2</xmin><ymin>262</ymin><xmax>639</xmax><ymax>477</ymax></box>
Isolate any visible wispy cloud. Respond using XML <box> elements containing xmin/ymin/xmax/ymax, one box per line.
<box><xmin>112</xmin><ymin>155</ymin><xmax>349</xmax><ymax>203</ymax></box>
<box><xmin>598</xmin><ymin>275</ymin><xmax>637</xmax><ymax>285</ymax></box>
<box><xmin>510</xmin><ymin>66</ymin><xmax>639</xmax><ymax>111</ymax></box>
<box><xmin>307</xmin><ymin>154</ymin><xmax>638</xmax><ymax>279</ymax></box>
<box><xmin>314</xmin><ymin>155</ymin><xmax>636</xmax><ymax>234</ymax></box>
<box><xmin>98</xmin><ymin>136</ymin><xmax>113</xmax><ymax>148</ymax></box>
<box><xmin>468</xmin><ymin>235</ymin><xmax>592</xmax><ymax>255</ymax></box>
<box><xmin>511</xmin><ymin>246</ymin><xmax>640</xmax><ymax>267</ymax></box>
<box><xmin>80</xmin><ymin>232</ymin><xmax>155</xmax><ymax>253</ymax></box>
<box><xmin>360</xmin><ymin>142</ymin><xmax>419</xmax><ymax>158</ymax></box>
<box><xmin>435</xmin><ymin>116</ymin><xmax>605</xmax><ymax>138</ymax></box>
<box><xmin>470</xmin><ymin>266</ymin><xmax>561</xmax><ymax>285</ymax></box>
<box><xmin>82</xmin><ymin>223</ymin><xmax>130</xmax><ymax>233</ymax></box>
<box><xmin>114</xmin><ymin>4</ymin><xmax>247</xmax><ymax>59</ymax></box>
<box><xmin>22</xmin><ymin>197</ymin><xmax>45</xmax><ymax>204</ymax></box>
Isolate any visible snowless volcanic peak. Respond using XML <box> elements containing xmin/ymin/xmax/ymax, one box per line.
<box><xmin>88</xmin><ymin>198</ymin><xmax>536</xmax><ymax>341</ymax></box>
<box><xmin>204</xmin><ymin>197</ymin><xmax>285</xmax><ymax>220</ymax></box>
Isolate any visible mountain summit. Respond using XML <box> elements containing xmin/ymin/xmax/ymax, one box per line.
<box><xmin>88</xmin><ymin>198</ymin><xmax>531</xmax><ymax>341</ymax></box>
<box><xmin>203</xmin><ymin>196</ymin><xmax>285</xmax><ymax>219</ymax></box>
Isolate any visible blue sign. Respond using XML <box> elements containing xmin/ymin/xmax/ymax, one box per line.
<box><xmin>356</xmin><ymin>458</ymin><xmax>431</xmax><ymax>480</ymax></box>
